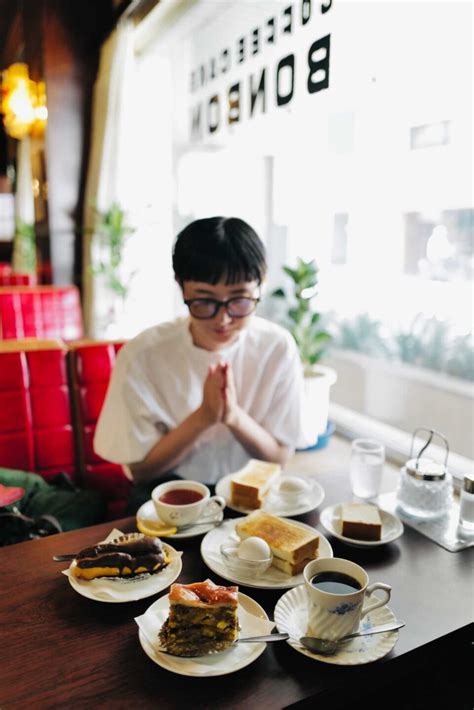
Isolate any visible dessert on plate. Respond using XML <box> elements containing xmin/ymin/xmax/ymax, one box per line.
<box><xmin>235</xmin><ymin>511</ymin><xmax>319</xmax><ymax>575</ymax></box>
<box><xmin>340</xmin><ymin>503</ymin><xmax>382</xmax><ymax>541</ymax></box>
<box><xmin>159</xmin><ymin>580</ymin><xmax>239</xmax><ymax>656</ymax></box>
<box><xmin>71</xmin><ymin>533</ymin><xmax>169</xmax><ymax>580</ymax></box>
<box><xmin>230</xmin><ymin>459</ymin><xmax>281</xmax><ymax>509</ymax></box>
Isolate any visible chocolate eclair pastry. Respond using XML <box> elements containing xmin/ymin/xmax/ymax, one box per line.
<box><xmin>72</xmin><ymin>534</ymin><xmax>168</xmax><ymax>580</ymax></box>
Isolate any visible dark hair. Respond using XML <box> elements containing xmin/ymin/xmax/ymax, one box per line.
<box><xmin>172</xmin><ymin>217</ymin><xmax>267</xmax><ymax>285</ymax></box>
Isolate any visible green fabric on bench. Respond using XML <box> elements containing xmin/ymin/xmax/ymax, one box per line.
<box><xmin>0</xmin><ymin>468</ymin><xmax>106</xmax><ymax>535</ymax></box>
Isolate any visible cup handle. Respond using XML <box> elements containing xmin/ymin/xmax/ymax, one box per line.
<box><xmin>361</xmin><ymin>583</ymin><xmax>391</xmax><ymax>619</ymax></box>
<box><xmin>205</xmin><ymin>496</ymin><xmax>226</xmax><ymax>514</ymax></box>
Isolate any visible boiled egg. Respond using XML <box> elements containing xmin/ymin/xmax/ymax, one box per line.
<box><xmin>237</xmin><ymin>536</ymin><xmax>271</xmax><ymax>561</ymax></box>
<box><xmin>279</xmin><ymin>476</ymin><xmax>311</xmax><ymax>498</ymax></box>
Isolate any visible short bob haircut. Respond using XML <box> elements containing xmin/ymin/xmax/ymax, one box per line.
<box><xmin>172</xmin><ymin>216</ymin><xmax>267</xmax><ymax>285</ymax></box>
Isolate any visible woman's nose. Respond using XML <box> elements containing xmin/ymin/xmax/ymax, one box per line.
<box><xmin>215</xmin><ymin>305</ymin><xmax>232</xmax><ymax>324</ymax></box>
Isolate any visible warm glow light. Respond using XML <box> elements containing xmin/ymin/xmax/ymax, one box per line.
<box><xmin>1</xmin><ymin>64</ymin><xmax>48</xmax><ymax>139</ymax></box>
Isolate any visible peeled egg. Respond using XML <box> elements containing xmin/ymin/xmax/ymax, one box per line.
<box><xmin>237</xmin><ymin>536</ymin><xmax>271</xmax><ymax>561</ymax></box>
<box><xmin>279</xmin><ymin>476</ymin><xmax>311</xmax><ymax>497</ymax></box>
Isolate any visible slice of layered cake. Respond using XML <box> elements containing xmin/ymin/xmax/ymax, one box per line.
<box><xmin>159</xmin><ymin>580</ymin><xmax>239</xmax><ymax>656</ymax></box>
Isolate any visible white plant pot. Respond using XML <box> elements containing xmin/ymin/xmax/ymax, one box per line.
<box><xmin>301</xmin><ymin>365</ymin><xmax>338</xmax><ymax>444</ymax></box>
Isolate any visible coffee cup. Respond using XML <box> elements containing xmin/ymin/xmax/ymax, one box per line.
<box><xmin>152</xmin><ymin>480</ymin><xmax>226</xmax><ymax>526</ymax></box>
<box><xmin>303</xmin><ymin>557</ymin><xmax>391</xmax><ymax>641</ymax></box>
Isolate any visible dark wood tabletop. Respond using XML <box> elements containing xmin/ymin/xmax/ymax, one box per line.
<box><xmin>1</xmin><ymin>464</ymin><xmax>472</xmax><ymax>710</ymax></box>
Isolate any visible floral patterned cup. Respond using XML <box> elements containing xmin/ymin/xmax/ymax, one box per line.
<box><xmin>303</xmin><ymin>557</ymin><xmax>391</xmax><ymax>641</ymax></box>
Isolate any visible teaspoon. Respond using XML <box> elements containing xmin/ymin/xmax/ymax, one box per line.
<box><xmin>299</xmin><ymin>620</ymin><xmax>405</xmax><ymax>655</ymax></box>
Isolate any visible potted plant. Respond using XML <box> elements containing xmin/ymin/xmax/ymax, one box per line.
<box><xmin>272</xmin><ymin>258</ymin><xmax>337</xmax><ymax>447</ymax></box>
<box><xmin>90</xmin><ymin>202</ymin><xmax>135</xmax><ymax>336</ymax></box>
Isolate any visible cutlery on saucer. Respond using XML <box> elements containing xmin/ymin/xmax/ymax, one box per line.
<box><xmin>156</xmin><ymin>632</ymin><xmax>290</xmax><ymax>655</ymax></box>
<box><xmin>299</xmin><ymin>620</ymin><xmax>405</xmax><ymax>655</ymax></box>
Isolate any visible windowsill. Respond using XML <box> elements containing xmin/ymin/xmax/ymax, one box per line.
<box><xmin>328</xmin><ymin>402</ymin><xmax>473</xmax><ymax>488</ymax></box>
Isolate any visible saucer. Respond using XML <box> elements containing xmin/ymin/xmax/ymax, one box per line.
<box><xmin>215</xmin><ymin>472</ymin><xmax>325</xmax><ymax>516</ymax></box>
<box><xmin>136</xmin><ymin>499</ymin><xmax>224</xmax><ymax>539</ymax></box>
<box><xmin>201</xmin><ymin>518</ymin><xmax>333</xmax><ymax>589</ymax></box>
<box><xmin>319</xmin><ymin>503</ymin><xmax>404</xmax><ymax>547</ymax></box>
<box><xmin>274</xmin><ymin>585</ymin><xmax>400</xmax><ymax>665</ymax></box>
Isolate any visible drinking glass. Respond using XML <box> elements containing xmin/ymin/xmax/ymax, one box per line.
<box><xmin>350</xmin><ymin>439</ymin><xmax>385</xmax><ymax>499</ymax></box>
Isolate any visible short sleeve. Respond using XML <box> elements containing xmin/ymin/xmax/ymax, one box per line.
<box><xmin>259</xmin><ymin>333</ymin><xmax>312</xmax><ymax>450</ymax></box>
<box><xmin>93</xmin><ymin>346</ymin><xmax>171</xmax><ymax>465</ymax></box>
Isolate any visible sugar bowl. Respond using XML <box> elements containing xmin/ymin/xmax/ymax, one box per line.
<box><xmin>396</xmin><ymin>428</ymin><xmax>453</xmax><ymax>519</ymax></box>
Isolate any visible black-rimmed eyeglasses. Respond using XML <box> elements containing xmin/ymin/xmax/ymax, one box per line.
<box><xmin>184</xmin><ymin>297</ymin><xmax>260</xmax><ymax>319</ymax></box>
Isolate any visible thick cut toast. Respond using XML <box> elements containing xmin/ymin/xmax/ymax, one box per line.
<box><xmin>235</xmin><ymin>511</ymin><xmax>319</xmax><ymax>564</ymax></box>
<box><xmin>230</xmin><ymin>460</ymin><xmax>281</xmax><ymax>509</ymax></box>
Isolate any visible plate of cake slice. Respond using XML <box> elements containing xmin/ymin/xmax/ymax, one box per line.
<box><xmin>136</xmin><ymin>580</ymin><xmax>273</xmax><ymax>676</ymax></box>
<box><xmin>215</xmin><ymin>459</ymin><xmax>325</xmax><ymax>516</ymax></box>
<box><xmin>200</xmin><ymin>512</ymin><xmax>333</xmax><ymax>589</ymax></box>
<box><xmin>319</xmin><ymin>502</ymin><xmax>404</xmax><ymax>547</ymax></box>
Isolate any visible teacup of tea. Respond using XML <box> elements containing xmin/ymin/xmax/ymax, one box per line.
<box><xmin>303</xmin><ymin>557</ymin><xmax>391</xmax><ymax>641</ymax></box>
<box><xmin>152</xmin><ymin>480</ymin><xmax>226</xmax><ymax>526</ymax></box>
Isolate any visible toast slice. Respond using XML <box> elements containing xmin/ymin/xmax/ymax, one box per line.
<box><xmin>270</xmin><ymin>555</ymin><xmax>314</xmax><ymax>576</ymax></box>
<box><xmin>235</xmin><ymin>511</ymin><xmax>319</xmax><ymax>565</ymax></box>
<box><xmin>230</xmin><ymin>459</ymin><xmax>281</xmax><ymax>509</ymax></box>
<box><xmin>341</xmin><ymin>503</ymin><xmax>382</xmax><ymax>541</ymax></box>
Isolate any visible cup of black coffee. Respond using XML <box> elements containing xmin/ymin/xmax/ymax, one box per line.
<box><xmin>303</xmin><ymin>557</ymin><xmax>391</xmax><ymax>641</ymax></box>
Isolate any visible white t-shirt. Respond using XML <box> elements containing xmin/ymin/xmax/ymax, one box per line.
<box><xmin>94</xmin><ymin>316</ymin><xmax>310</xmax><ymax>484</ymax></box>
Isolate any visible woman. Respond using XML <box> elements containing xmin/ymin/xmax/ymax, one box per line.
<box><xmin>94</xmin><ymin>216</ymin><xmax>310</xmax><ymax>499</ymax></box>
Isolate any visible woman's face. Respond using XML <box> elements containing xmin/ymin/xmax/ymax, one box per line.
<box><xmin>182</xmin><ymin>279</ymin><xmax>260</xmax><ymax>351</ymax></box>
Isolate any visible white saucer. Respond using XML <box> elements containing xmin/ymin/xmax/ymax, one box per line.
<box><xmin>274</xmin><ymin>585</ymin><xmax>400</xmax><ymax>665</ymax></box>
<box><xmin>215</xmin><ymin>472</ymin><xmax>325</xmax><ymax>516</ymax></box>
<box><xmin>200</xmin><ymin>518</ymin><xmax>333</xmax><ymax>590</ymax></box>
<box><xmin>64</xmin><ymin>541</ymin><xmax>182</xmax><ymax>603</ymax></box>
<box><xmin>137</xmin><ymin>592</ymin><xmax>269</xmax><ymax>676</ymax></box>
<box><xmin>137</xmin><ymin>499</ymin><xmax>224</xmax><ymax>539</ymax></box>
<box><xmin>319</xmin><ymin>503</ymin><xmax>404</xmax><ymax>547</ymax></box>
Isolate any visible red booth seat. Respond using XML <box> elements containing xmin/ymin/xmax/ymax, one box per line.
<box><xmin>68</xmin><ymin>341</ymin><xmax>131</xmax><ymax>517</ymax></box>
<box><xmin>0</xmin><ymin>285</ymin><xmax>83</xmax><ymax>340</ymax></box>
<box><xmin>0</xmin><ymin>340</ymin><xmax>77</xmax><ymax>483</ymax></box>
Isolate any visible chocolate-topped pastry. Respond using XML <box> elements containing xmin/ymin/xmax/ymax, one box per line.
<box><xmin>72</xmin><ymin>533</ymin><xmax>168</xmax><ymax>580</ymax></box>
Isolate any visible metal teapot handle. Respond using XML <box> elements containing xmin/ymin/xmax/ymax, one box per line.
<box><xmin>410</xmin><ymin>428</ymin><xmax>449</xmax><ymax>468</ymax></box>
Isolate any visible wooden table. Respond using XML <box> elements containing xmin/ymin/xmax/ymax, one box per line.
<box><xmin>1</xmin><ymin>450</ymin><xmax>472</xmax><ymax>709</ymax></box>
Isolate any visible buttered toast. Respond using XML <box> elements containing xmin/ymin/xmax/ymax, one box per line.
<box><xmin>230</xmin><ymin>459</ymin><xmax>281</xmax><ymax>509</ymax></box>
<box><xmin>235</xmin><ymin>511</ymin><xmax>319</xmax><ymax>574</ymax></box>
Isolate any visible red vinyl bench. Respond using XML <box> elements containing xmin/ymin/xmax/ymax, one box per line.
<box><xmin>68</xmin><ymin>341</ymin><xmax>132</xmax><ymax>518</ymax></box>
<box><xmin>0</xmin><ymin>285</ymin><xmax>83</xmax><ymax>340</ymax></box>
<box><xmin>0</xmin><ymin>339</ymin><xmax>77</xmax><ymax>483</ymax></box>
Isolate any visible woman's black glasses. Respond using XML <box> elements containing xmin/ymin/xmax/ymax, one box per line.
<box><xmin>184</xmin><ymin>297</ymin><xmax>259</xmax><ymax>319</ymax></box>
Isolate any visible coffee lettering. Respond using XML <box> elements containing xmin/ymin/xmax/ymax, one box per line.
<box><xmin>221</xmin><ymin>48</ymin><xmax>230</xmax><ymax>73</ymax></box>
<box><xmin>283</xmin><ymin>5</ymin><xmax>293</xmax><ymax>34</ymax></box>
<box><xmin>190</xmin><ymin>103</ymin><xmax>202</xmax><ymax>139</ymax></box>
<box><xmin>307</xmin><ymin>34</ymin><xmax>330</xmax><ymax>93</ymax></box>
<box><xmin>252</xmin><ymin>27</ymin><xmax>260</xmax><ymax>55</ymax></box>
<box><xmin>266</xmin><ymin>17</ymin><xmax>275</xmax><ymax>44</ymax></box>
<box><xmin>237</xmin><ymin>36</ymin><xmax>245</xmax><ymax>63</ymax></box>
<box><xmin>302</xmin><ymin>0</ymin><xmax>312</xmax><ymax>25</ymax></box>
<box><xmin>321</xmin><ymin>0</ymin><xmax>332</xmax><ymax>13</ymax></box>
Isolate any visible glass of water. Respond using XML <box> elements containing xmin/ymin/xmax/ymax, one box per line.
<box><xmin>350</xmin><ymin>439</ymin><xmax>385</xmax><ymax>499</ymax></box>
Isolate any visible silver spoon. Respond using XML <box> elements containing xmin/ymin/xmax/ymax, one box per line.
<box><xmin>299</xmin><ymin>620</ymin><xmax>405</xmax><ymax>655</ymax></box>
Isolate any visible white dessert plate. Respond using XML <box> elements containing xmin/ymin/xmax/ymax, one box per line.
<box><xmin>274</xmin><ymin>585</ymin><xmax>400</xmax><ymax>665</ymax></box>
<box><xmin>200</xmin><ymin>518</ymin><xmax>333</xmax><ymax>590</ymax></box>
<box><xmin>64</xmin><ymin>541</ymin><xmax>182</xmax><ymax>603</ymax></box>
<box><xmin>319</xmin><ymin>503</ymin><xmax>404</xmax><ymax>547</ymax></box>
<box><xmin>215</xmin><ymin>472</ymin><xmax>325</xmax><ymax>516</ymax></box>
<box><xmin>137</xmin><ymin>592</ymin><xmax>270</xmax><ymax>676</ymax></box>
<box><xmin>136</xmin><ymin>499</ymin><xmax>224</xmax><ymax>539</ymax></box>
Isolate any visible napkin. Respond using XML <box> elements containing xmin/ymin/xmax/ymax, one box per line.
<box><xmin>135</xmin><ymin>602</ymin><xmax>275</xmax><ymax>675</ymax></box>
<box><xmin>62</xmin><ymin>528</ymin><xmax>182</xmax><ymax>601</ymax></box>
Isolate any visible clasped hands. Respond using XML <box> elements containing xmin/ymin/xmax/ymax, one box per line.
<box><xmin>200</xmin><ymin>361</ymin><xmax>239</xmax><ymax>428</ymax></box>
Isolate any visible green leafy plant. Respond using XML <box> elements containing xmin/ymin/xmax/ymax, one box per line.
<box><xmin>336</xmin><ymin>313</ymin><xmax>391</xmax><ymax>357</ymax></box>
<box><xmin>272</xmin><ymin>258</ymin><xmax>332</xmax><ymax>372</ymax></box>
<box><xmin>13</xmin><ymin>218</ymin><xmax>36</xmax><ymax>273</ymax></box>
<box><xmin>90</xmin><ymin>203</ymin><xmax>135</xmax><ymax>299</ymax></box>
